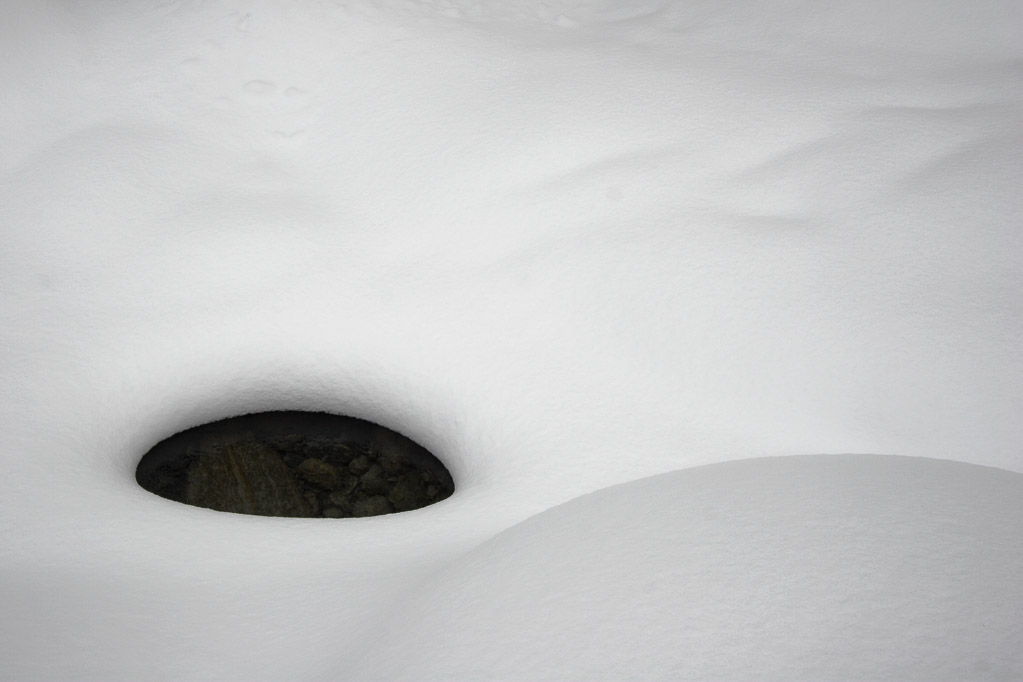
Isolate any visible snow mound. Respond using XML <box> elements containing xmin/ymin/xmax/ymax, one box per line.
<box><xmin>347</xmin><ymin>455</ymin><xmax>1023</xmax><ymax>681</ymax></box>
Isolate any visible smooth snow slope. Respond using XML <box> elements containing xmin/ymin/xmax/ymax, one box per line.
<box><xmin>1</xmin><ymin>1</ymin><xmax>1021</xmax><ymax>680</ymax></box>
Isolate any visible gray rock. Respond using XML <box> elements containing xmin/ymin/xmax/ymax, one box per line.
<box><xmin>348</xmin><ymin>455</ymin><xmax>371</xmax><ymax>475</ymax></box>
<box><xmin>295</xmin><ymin>458</ymin><xmax>342</xmax><ymax>489</ymax></box>
<box><xmin>352</xmin><ymin>495</ymin><xmax>393</xmax><ymax>517</ymax></box>
<box><xmin>360</xmin><ymin>463</ymin><xmax>389</xmax><ymax>495</ymax></box>
<box><xmin>303</xmin><ymin>490</ymin><xmax>321</xmax><ymax>516</ymax></box>
<box><xmin>336</xmin><ymin>473</ymin><xmax>360</xmax><ymax>495</ymax></box>
<box><xmin>379</xmin><ymin>451</ymin><xmax>403</xmax><ymax>474</ymax></box>
<box><xmin>186</xmin><ymin>442</ymin><xmax>309</xmax><ymax>517</ymax></box>
<box><xmin>328</xmin><ymin>488</ymin><xmax>353</xmax><ymax>507</ymax></box>
<box><xmin>322</xmin><ymin>506</ymin><xmax>344</xmax><ymax>519</ymax></box>
<box><xmin>388</xmin><ymin>474</ymin><xmax>424</xmax><ymax>511</ymax></box>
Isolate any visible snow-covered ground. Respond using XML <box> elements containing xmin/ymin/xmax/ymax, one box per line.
<box><xmin>1</xmin><ymin>1</ymin><xmax>1021</xmax><ymax>680</ymax></box>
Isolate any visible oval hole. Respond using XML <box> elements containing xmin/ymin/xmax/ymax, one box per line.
<box><xmin>136</xmin><ymin>411</ymin><xmax>454</xmax><ymax>518</ymax></box>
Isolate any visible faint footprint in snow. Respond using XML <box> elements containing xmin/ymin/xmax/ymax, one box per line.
<box><xmin>238</xmin><ymin>80</ymin><xmax>318</xmax><ymax>142</ymax></box>
<box><xmin>242</xmin><ymin>79</ymin><xmax>276</xmax><ymax>95</ymax></box>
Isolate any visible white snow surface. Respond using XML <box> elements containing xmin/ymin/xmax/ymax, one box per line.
<box><xmin>347</xmin><ymin>455</ymin><xmax>1023</xmax><ymax>681</ymax></box>
<box><xmin>1</xmin><ymin>1</ymin><xmax>1021</xmax><ymax>680</ymax></box>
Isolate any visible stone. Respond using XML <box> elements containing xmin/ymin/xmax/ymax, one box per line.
<box><xmin>348</xmin><ymin>455</ymin><xmax>371</xmax><ymax>475</ymax></box>
<box><xmin>328</xmin><ymin>488</ymin><xmax>354</xmax><ymax>507</ymax></box>
<box><xmin>303</xmin><ymin>490</ymin><xmax>321</xmax><ymax>516</ymax></box>
<box><xmin>352</xmin><ymin>495</ymin><xmax>392</xmax><ymax>517</ymax></box>
<box><xmin>322</xmin><ymin>506</ymin><xmax>344</xmax><ymax>519</ymax></box>
<box><xmin>337</xmin><ymin>473</ymin><xmax>360</xmax><ymax>495</ymax></box>
<box><xmin>388</xmin><ymin>474</ymin><xmax>424</xmax><ymax>511</ymax></box>
<box><xmin>185</xmin><ymin>442</ymin><xmax>309</xmax><ymax>517</ymax></box>
<box><xmin>295</xmin><ymin>458</ymin><xmax>343</xmax><ymax>489</ymax></box>
<box><xmin>360</xmin><ymin>463</ymin><xmax>389</xmax><ymax>495</ymax></box>
<box><xmin>378</xmin><ymin>451</ymin><xmax>403</xmax><ymax>474</ymax></box>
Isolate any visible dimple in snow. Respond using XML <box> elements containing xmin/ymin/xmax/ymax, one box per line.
<box><xmin>135</xmin><ymin>410</ymin><xmax>454</xmax><ymax>518</ymax></box>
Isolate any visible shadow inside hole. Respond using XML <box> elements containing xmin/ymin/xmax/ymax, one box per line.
<box><xmin>136</xmin><ymin>411</ymin><xmax>454</xmax><ymax>518</ymax></box>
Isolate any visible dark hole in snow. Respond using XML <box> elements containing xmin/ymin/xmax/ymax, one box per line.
<box><xmin>135</xmin><ymin>411</ymin><xmax>454</xmax><ymax>518</ymax></box>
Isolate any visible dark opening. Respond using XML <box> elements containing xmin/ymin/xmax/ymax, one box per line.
<box><xmin>136</xmin><ymin>411</ymin><xmax>454</xmax><ymax>518</ymax></box>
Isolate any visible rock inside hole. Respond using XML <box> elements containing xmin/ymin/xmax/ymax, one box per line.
<box><xmin>135</xmin><ymin>411</ymin><xmax>454</xmax><ymax>518</ymax></box>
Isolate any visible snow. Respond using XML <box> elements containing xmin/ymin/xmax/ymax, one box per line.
<box><xmin>346</xmin><ymin>455</ymin><xmax>1023</xmax><ymax>681</ymax></box>
<box><xmin>1</xmin><ymin>1</ymin><xmax>1021</xmax><ymax>680</ymax></box>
